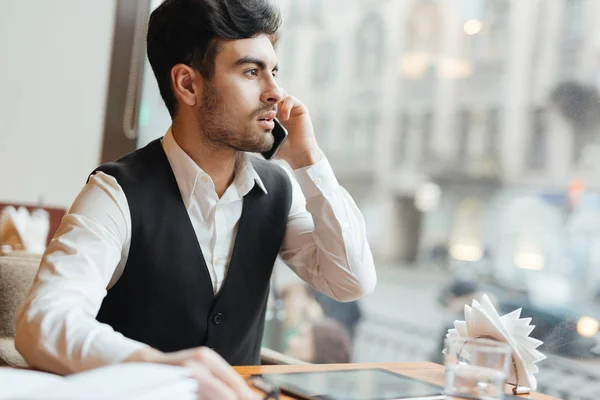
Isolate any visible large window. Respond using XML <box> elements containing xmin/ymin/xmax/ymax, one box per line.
<box><xmin>268</xmin><ymin>1</ymin><xmax>600</xmax><ymax>398</ymax></box>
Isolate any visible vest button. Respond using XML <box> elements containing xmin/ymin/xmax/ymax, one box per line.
<box><xmin>213</xmin><ymin>312</ymin><xmax>224</xmax><ymax>325</ymax></box>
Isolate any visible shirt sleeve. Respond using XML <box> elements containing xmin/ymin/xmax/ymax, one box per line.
<box><xmin>14</xmin><ymin>172</ymin><xmax>150</xmax><ymax>375</ymax></box>
<box><xmin>278</xmin><ymin>158</ymin><xmax>377</xmax><ymax>302</ymax></box>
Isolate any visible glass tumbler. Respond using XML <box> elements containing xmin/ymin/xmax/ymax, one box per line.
<box><xmin>444</xmin><ymin>337</ymin><xmax>513</xmax><ymax>400</ymax></box>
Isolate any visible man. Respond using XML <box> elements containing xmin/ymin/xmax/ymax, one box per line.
<box><xmin>15</xmin><ymin>0</ymin><xmax>376</xmax><ymax>398</ymax></box>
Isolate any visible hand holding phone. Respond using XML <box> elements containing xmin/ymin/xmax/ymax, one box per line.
<box><xmin>261</xmin><ymin>118</ymin><xmax>288</xmax><ymax>160</ymax></box>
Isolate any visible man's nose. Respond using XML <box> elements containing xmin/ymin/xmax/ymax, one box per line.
<box><xmin>261</xmin><ymin>84</ymin><xmax>284</xmax><ymax>105</ymax></box>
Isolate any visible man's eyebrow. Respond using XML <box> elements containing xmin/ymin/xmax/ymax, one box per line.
<box><xmin>234</xmin><ymin>56</ymin><xmax>279</xmax><ymax>72</ymax></box>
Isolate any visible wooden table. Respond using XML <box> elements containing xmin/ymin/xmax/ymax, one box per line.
<box><xmin>235</xmin><ymin>362</ymin><xmax>557</xmax><ymax>400</ymax></box>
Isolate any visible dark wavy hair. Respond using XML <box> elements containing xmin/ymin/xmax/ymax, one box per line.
<box><xmin>147</xmin><ymin>0</ymin><xmax>282</xmax><ymax>117</ymax></box>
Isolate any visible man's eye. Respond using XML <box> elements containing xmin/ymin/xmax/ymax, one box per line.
<box><xmin>245</xmin><ymin>69</ymin><xmax>259</xmax><ymax>77</ymax></box>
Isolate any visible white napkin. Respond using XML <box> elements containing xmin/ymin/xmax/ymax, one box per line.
<box><xmin>0</xmin><ymin>206</ymin><xmax>49</xmax><ymax>254</ymax></box>
<box><xmin>445</xmin><ymin>294</ymin><xmax>546</xmax><ymax>390</ymax></box>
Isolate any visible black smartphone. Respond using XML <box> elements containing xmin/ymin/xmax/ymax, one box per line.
<box><xmin>261</xmin><ymin>118</ymin><xmax>288</xmax><ymax>160</ymax></box>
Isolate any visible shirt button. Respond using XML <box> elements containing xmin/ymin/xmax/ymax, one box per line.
<box><xmin>213</xmin><ymin>313</ymin><xmax>224</xmax><ymax>325</ymax></box>
<box><xmin>215</xmin><ymin>257</ymin><xmax>222</xmax><ymax>265</ymax></box>
<box><xmin>314</xmin><ymin>176</ymin><xmax>323</xmax><ymax>185</ymax></box>
<box><xmin>200</xmin><ymin>175</ymin><xmax>209</xmax><ymax>184</ymax></box>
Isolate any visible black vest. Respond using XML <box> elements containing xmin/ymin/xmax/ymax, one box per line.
<box><xmin>93</xmin><ymin>139</ymin><xmax>292</xmax><ymax>365</ymax></box>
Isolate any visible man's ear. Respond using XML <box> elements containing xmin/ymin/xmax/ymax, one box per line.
<box><xmin>171</xmin><ymin>64</ymin><xmax>201</xmax><ymax>108</ymax></box>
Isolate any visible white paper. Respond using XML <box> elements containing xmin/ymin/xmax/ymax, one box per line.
<box><xmin>1</xmin><ymin>363</ymin><xmax>198</xmax><ymax>400</ymax></box>
<box><xmin>0</xmin><ymin>368</ymin><xmax>64</xmax><ymax>399</ymax></box>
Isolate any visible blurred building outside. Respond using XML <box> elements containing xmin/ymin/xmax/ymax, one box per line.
<box><xmin>266</xmin><ymin>1</ymin><xmax>600</xmax><ymax>398</ymax></box>
<box><xmin>273</xmin><ymin>0</ymin><xmax>600</xmax><ymax>301</ymax></box>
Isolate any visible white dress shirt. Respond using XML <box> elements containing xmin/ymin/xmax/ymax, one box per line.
<box><xmin>15</xmin><ymin>128</ymin><xmax>376</xmax><ymax>374</ymax></box>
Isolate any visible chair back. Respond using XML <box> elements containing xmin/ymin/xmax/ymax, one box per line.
<box><xmin>0</xmin><ymin>254</ymin><xmax>40</xmax><ymax>367</ymax></box>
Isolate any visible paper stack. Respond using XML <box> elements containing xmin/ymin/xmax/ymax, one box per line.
<box><xmin>0</xmin><ymin>363</ymin><xmax>198</xmax><ymax>400</ymax></box>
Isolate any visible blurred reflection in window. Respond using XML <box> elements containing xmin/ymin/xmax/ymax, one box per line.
<box><xmin>279</xmin><ymin>283</ymin><xmax>323</xmax><ymax>351</ymax></box>
<box><xmin>312</xmin><ymin>111</ymin><xmax>333</xmax><ymax>150</ymax></box>
<box><xmin>345</xmin><ymin>113</ymin><xmax>362</xmax><ymax>157</ymax></box>
<box><xmin>311</xmin><ymin>39</ymin><xmax>337</xmax><ymax>88</ymax></box>
<box><xmin>550</xmin><ymin>81</ymin><xmax>600</xmax><ymax>166</ymax></box>
<box><xmin>485</xmin><ymin>107</ymin><xmax>500</xmax><ymax>161</ymax></box>
<box><xmin>405</xmin><ymin>1</ymin><xmax>441</xmax><ymax>58</ymax></box>
<box><xmin>365</xmin><ymin>111</ymin><xmax>380</xmax><ymax>157</ymax></box>
<box><xmin>564</xmin><ymin>0</ymin><xmax>585</xmax><ymax>41</ymax></box>
<box><xmin>286</xmin><ymin>318</ymin><xmax>353</xmax><ymax>364</ymax></box>
<box><xmin>308</xmin><ymin>286</ymin><xmax>363</xmax><ymax>341</ymax></box>
<box><xmin>395</xmin><ymin>112</ymin><xmax>410</xmax><ymax>166</ymax></box>
<box><xmin>528</xmin><ymin>107</ymin><xmax>548</xmax><ymax>171</ymax></box>
<box><xmin>273</xmin><ymin>280</ymin><xmax>355</xmax><ymax>364</ymax></box>
<box><xmin>355</xmin><ymin>13</ymin><xmax>385</xmax><ymax>81</ymax></box>
<box><xmin>421</xmin><ymin>111</ymin><xmax>433</xmax><ymax>163</ymax></box>
<box><xmin>480</xmin><ymin>0</ymin><xmax>510</xmax><ymax>63</ymax></box>
<box><xmin>457</xmin><ymin>108</ymin><xmax>471</xmax><ymax>165</ymax></box>
<box><xmin>559</xmin><ymin>0</ymin><xmax>585</xmax><ymax>80</ymax></box>
<box><xmin>449</xmin><ymin>197</ymin><xmax>484</xmax><ymax>263</ymax></box>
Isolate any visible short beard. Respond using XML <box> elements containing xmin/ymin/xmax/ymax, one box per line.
<box><xmin>198</xmin><ymin>82</ymin><xmax>274</xmax><ymax>153</ymax></box>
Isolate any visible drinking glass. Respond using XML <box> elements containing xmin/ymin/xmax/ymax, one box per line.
<box><xmin>444</xmin><ymin>337</ymin><xmax>513</xmax><ymax>400</ymax></box>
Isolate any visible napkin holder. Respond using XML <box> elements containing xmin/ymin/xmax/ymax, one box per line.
<box><xmin>445</xmin><ymin>294</ymin><xmax>546</xmax><ymax>394</ymax></box>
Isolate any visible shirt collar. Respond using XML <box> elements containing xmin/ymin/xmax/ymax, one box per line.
<box><xmin>162</xmin><ymin>127</ymin><xmax>267</xmax><ymax>208</ymax></box>
<box><xmin>234</xmin><ymin>153</ymin><xmax>268</xmax><ymax>197</ymax></box>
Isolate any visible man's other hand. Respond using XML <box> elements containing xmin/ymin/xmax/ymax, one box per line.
<box><xmin>126</xmin><ymin>347</ymin><xmax>260</xmax><ymax>400</ymax></box>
